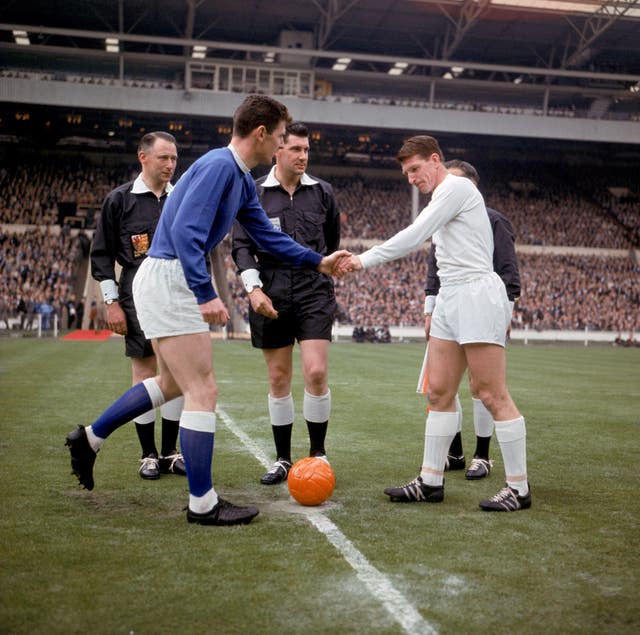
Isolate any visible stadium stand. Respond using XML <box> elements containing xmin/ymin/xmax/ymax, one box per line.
<box><xmin>1</xmin><ymin>156</ymin><xmax>638</xmax><ymax>339</ymax></box>
<box><xmin>0</xmin><ymin>226</ymin><xmax>85</xmax><ymax>331</ymax></box>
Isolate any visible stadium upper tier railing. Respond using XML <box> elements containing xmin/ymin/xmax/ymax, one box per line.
<box><xmin>1</xmin><ymin>69</ymin><xmax>638</xmax><ymax>123</ymax></box>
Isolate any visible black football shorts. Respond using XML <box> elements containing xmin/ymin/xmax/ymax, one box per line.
<box><xmin>249</xmin><ymin>269</ymin><xmax>336</xmax><ymax>349</ymax></box>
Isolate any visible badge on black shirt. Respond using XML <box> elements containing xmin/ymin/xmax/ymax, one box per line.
<box><xmin>270</xmin><ymin>217</ymin><xmax>282</xmax><ymax>232</ymax></box>
<box><xmin>131</xmin><ymin>233</ymin><xmax>150</xmax><ymax>258</ymax></box>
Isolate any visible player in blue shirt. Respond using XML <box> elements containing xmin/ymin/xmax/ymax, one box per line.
<box><xmin>66</xmin><ymin>95</ymin><xmax>350</xmax><ymax>526</ymax></box>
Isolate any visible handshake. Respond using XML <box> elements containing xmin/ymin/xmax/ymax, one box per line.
<box><xmin>318</xmin><ymin>250</ymin><xmax>362</xmax><ymax>278</ymax></box>
<box><xmin>251</xmin><ymin>250</ymin><xmax>363</xmax><ymax>321</ymax></box>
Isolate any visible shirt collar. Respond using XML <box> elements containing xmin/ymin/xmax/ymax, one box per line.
<box><xmin>227</xmin><ymin>143</ymin><xmax>251</xmax><ymax>174</ymax></box>
<box><xmin>262</xmin><ymin>165</ymin><xmax>318</xmax><ymax>188</ymax></box>
<box><xmin>130</xmin><ymin>173</ymin><xmax>173</xmax><ymax>195</ymax></box>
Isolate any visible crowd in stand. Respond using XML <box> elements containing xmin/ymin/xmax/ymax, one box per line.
<box><xmin>332</xmin><ymin>176</ymin><xmax>413</xmax><ymax>239</ymax></box>
<box><xmin>0</xmin><ymin>227</ymin><xmax>84</xmax><ymax>331</ymax></box>
<box><xmin>484</xmin><ymin>187</ymin><xmax>635</xmax><ymax>249</ymax></box>
<box><xmin>227</xmin><ymin>245</ymin><xmax>639</xmax><ymax>334</ymax></box>
<box><xmin>1</xmin><ymin>159</ymin><xmax>638</xmax><ymax>336</ymax></box>
<box><xmin>513</xmin><ymin>253</ymin><xmax>639</xmax><ymax>333</ymax></box>
<box><xmin>0</xmin><ymin>162</ymin><xmax>130</xmax><ymax>227</ymax></box>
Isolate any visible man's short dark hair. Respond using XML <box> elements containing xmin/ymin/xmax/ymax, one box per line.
<box><xmin>284</xmin><ymin>122</ymin><xmax>309</xmax><ymax>142</ymax></box>
<box><xmin>396</xmin><ymin>135</ymin><xmax>445</xmax><ymax>164</ymax></box>
<box><xmin>138</xmin><ymin>131</ymin><xmax>177</xmax><ymax>154</ymax></box>
<box><xmin>233</xmin><ymin>94</ymin><xmax>291</xmax><ymax>138</ymax></box>
<box><xmin>444</xmin><ymin>159</ymin><xmax>480</xmax><ymax>186</ymax></box>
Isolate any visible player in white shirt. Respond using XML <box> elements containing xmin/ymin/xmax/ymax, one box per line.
<box><xmin>340</xmin><ymin>135</ymin><xmax>530</xmax><ymax>511</ymax></box>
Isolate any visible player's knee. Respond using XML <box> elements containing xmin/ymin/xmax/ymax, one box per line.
<box><xmin>304</xmin><ymin>364</ymin><xmax>327</xmax><ymax>391</ymax></box>
<box><xmin>268</xmin><ymin>366</ymin><xmax>292</xmax><ymax>392</ymax></box>
<box><xmin>156</xmin><ymin>375</ymin><xmax>187</xmax><ymax>403</ymax></box>
<box><xmin>475</xmin><ymin>388</ymin><xmax>508</xmax><ymax>418</ymax></box>
<box><xmin>426</xmin><ymin>385</ymin><xmax>455</xmax><ymax>410</ymax></box>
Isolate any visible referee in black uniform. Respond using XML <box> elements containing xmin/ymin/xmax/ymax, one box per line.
<box><xmin>232</xmin><ymin>122</ymin><xmax>340</xmax><ymax>484</ymax></box>
<box><xmin>91</xmin><ymin>131</ymin><xmax>186</xmax><ymax>480</ymax></box>
<box><xmin>424</xmin><ymin>159</ymin><xmax>521</xmax><ymax>480</ymax></box>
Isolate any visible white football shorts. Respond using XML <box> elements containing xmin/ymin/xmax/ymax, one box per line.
<box><xmin>430</xmin><ymin>271</ymin><xmax>511</xmax><ymax>346</ymax></box>
<box><xmin>132</xmin><ymin>257</ymin><xmax>210</xmax><ymax>339</ymax></box>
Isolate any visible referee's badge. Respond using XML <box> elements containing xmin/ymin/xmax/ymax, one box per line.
<box><xmin>131</xmin><ymin>232</ymin><xmax>150</xmax><ymax>257</ymax></box>
<box><xmin>270</xmin><ymin>217</ymin><xmax>282</xmax><ymax>231</ymax></box>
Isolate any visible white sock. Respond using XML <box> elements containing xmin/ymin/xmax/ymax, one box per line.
<box><xmin>85</xmin><ymin>425</ymin><xmax>104</xmax><ymax>453</ymax></box>
<box><xmin>303</xmin><ymin>389</ymin><xmax>331</xmax><ymax>422</ymax></box>
<box><xmin>189</xmin><ymin>488</ymin><xmax>219</xmax><ymax>514</ymax></box>
<box><xmin>161</xmin><ymin>396</ymin><xmax>184</xmax><ymax>420</ymax></box>
<box><xmin>268</xmin><ymin>393</ymin><xmax>294</xmax><ymax>426</ymax></box>
<box><xmin>142</xmin><ymin>377</ymin><xmax>165</xmax><ymax>408</ymax></box>
<box><xmin>420</xmin><ymin>410</ymin><xmax>459</xmax><ymax>487</ymax></box>
<box><xmin>494</xmin><ymin>416</ymin><xmax>528</xmax><ymax>496</ymax></box>
<box><xmin>472</xmin><ymin>398</ymin><xmax>494</xmax><ymax>438</ymax></box>
<box><xmin>133</xmin><ymin>408</ymin><xmax>155</xmax><ymax>425</ymax></box>
<box><xmin>455</xmin><ymin>394</ymin><xmax>463</xmax><ymax>433</ymax></box>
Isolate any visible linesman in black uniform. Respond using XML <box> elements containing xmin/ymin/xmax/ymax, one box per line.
<box><xmin>91</xmin><ymin>131</ymin><xmax>186</xmax><ymax>480</ymax></box>
<box><xmin>424</xmin><ymin>159</ymin><xmax>521</xmax><ymax>480</ymax></box>
<box><xmin>232</xmin><ymin>122</ymin><xmax>340</xmax><ymax>484</ymax></box>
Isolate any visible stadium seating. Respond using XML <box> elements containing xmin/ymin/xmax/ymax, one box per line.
<box><xmin>0</xmin><ymin>159</ymin><xmax>638</xmax><ymax>335</ymax></box>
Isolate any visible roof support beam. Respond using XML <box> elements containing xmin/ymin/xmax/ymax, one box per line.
<box><xmin>2</xmin><ymin>22</ymin><xmax>639</xmax><ymax>85</ymax></box>
<box><xmin>562</xmin><ymin>0</ymin><xmax>640</xmax><ymax>68</ymax></box>
<box><xmin>438</xmin><ymin>0</ymin><xmax>491</xmax><ymax>61</ymax></box>
<box><xmin>312</xmin><ymin>0</ymin><xmax>362</xmax><ymax>49</ymax></box>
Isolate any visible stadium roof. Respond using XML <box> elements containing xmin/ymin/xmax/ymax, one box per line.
<box><xmin>2</xmin><ymin>0</ymin><xmax>639</xmax><ymax>96</ymax></box>
<box><xmin>1</xmin><ymin>1</ymin><xmax>638</xmax><ymax>161</ymax></box>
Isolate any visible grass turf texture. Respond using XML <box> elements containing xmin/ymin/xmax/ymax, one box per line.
<box><xmin>1</xmin><ymin>339</ymin><xmax>639</xmax><ymax>634</ymax></box>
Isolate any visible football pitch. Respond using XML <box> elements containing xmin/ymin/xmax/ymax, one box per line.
<box><xmin>1</xmin><ymin>338</ymin><xmax>639</xmax><ymax>634</ymax></box>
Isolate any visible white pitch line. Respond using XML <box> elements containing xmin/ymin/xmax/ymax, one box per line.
<box><xmin>217</xmin><ymin>408</ymin><xmax>437</xmax><ymax>635</ymax></box>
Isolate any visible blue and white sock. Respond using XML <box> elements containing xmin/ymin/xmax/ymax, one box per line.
<box><xmin>89</xmin><ymin>378</ymin><xmax>165</xmax><ymax>448</ymax></box>
<box><xmin>179</xmin><ymin>411</ymin><xmax>218</xmax><ymax>512</ymax></box>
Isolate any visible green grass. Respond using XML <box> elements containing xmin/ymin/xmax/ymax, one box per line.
<box><xmin>1</xmin><ymin>339</ymin><xmax>639</xmax><ymax>634</ymax></box>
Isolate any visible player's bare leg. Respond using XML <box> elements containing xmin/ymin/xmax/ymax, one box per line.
<box><xmin>155</xmin><ymin>333</ymin><xmax>258</xmax><ymax>524</ymax></box>
<box><xmin>131</xmin><ymin>355</ymin><xmax>161</xmax><ymax>477</ymax></box>
<box><xmin>300</xmin><ymin>339</ymin><xmax>331</xmax><ymax>459</ymax></box>
<box><xmin>259</xmin><ymin>345</ymin><xmax>295</xmax><ymax>484</ymax></box>
<box><xmin>462</xmin><ymin>370</ymin><xmax>495</xmax><ymax>479</ymax></box>
<box><xmin>65</xmin><ymin>354</ymin><xmax>180</xmax><ymax>492</ymax></box>
<box><xmin>385</xmin><ymin>336</ymin><xmax>465</xmax><ymax>502</ymax></box>
<box><xmin>464</xmin><ymin>343</ymin><xmax>530</xmax><ymax>510</ymax></box>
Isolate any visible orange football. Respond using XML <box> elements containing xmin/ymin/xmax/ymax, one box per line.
<box><xmin>287</xmin><ymin>456</ymin><xmax>336</xmax><ymax>506</ymax></box>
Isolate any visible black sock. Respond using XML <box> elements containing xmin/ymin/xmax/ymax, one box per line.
<box><xmin>474</xmin><ymin>435</ymin><xmax>491</xmax><ymax>460</ymax></box>
<box><xmin>448</xmin><ymin>431</ymin><xmax>464</xmax><ymax>457</ymax></box>
<box><xmin>135</xmin><ymin>422</ymin><xmax>157</xmax><ymax>458</ymax></box>
<box><xmin>161</xmin><ymin>418</ymin><xmax>180</xmax><ymax>456</ymax></box>
<box><xmin>272</xmin><ymin>423</ymin><xmax>293</xmax><ymax>462</ymax></box>
<box><xmin>306</xmin><ymin>420</ymin><xmax>328</xmax><ymax>457</ymax></box>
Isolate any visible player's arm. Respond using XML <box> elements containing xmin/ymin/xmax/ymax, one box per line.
<box><xmin>238</xmin><ymin>185</ymin><xmax>351</xmax><ymax>278</ymax></box>
<box><xmin>491</xmin><ymin>212</ymin><xmax>521</xmax><ymax>304</ymax></box>
<box><xmin>238</xmin><ymin>191</ymin><xmax>323</xmax><ymax>269</ymax></box>
<box><xmin>491</xmin><ymin>211</ymin><xmax>521</xmax><ymax>336</ymax></box>
<box><xmin>90</xmin><ymin>192</ymin><xmax>127</xmax><ymax>334</ymax></box>
<box><xmin>231</xmin><ymin>220</ymin><xmax>264</xmax><ymax>294</ymax></box>
<box><xmin>172</xmin><ymin>161</ymin><xmax>233</xmax><ymax>306</ymax></box>
<box><xmin>90</xmin><ymin>193</ymin><xmax>119</xmax><ymax>290</ymax></box>
<box><xmin>230</xmin><ymin>215</ymin><xmax>278</xmax><ymax>319</ymax></box>
<box><xmin>424</xmin><ymin>242</ymin><xmax>439</xmax><ymax>339</ymax></box>
<box><xmin>358</xmin><ymin>176</ymin><xmax>470</xmax><ymax>269</ymax></box>
<box><xmin>323</xmin><ymin>183</ymin><xmax>341</xmax><ymax>254</ymax></box>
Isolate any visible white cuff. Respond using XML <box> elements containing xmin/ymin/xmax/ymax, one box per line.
<box><xmin>240</xmin><ymin>269</ymin><xmax>263</xmax><ymax>293</ymax></box>
<box><xmin>99</xmin><ymin>279</ymin><xmax>119</xmax><ymax>302</ymax></box>
<box><xmin>424</xmin><ymin>295</ymin><xmax>437</xmax><ymax>315</ymax></box>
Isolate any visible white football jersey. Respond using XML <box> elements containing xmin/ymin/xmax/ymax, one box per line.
<box><xmin>359</xmin><ymin>173</ymin><xmax>494</xmax><ymax>286</ymax></box>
